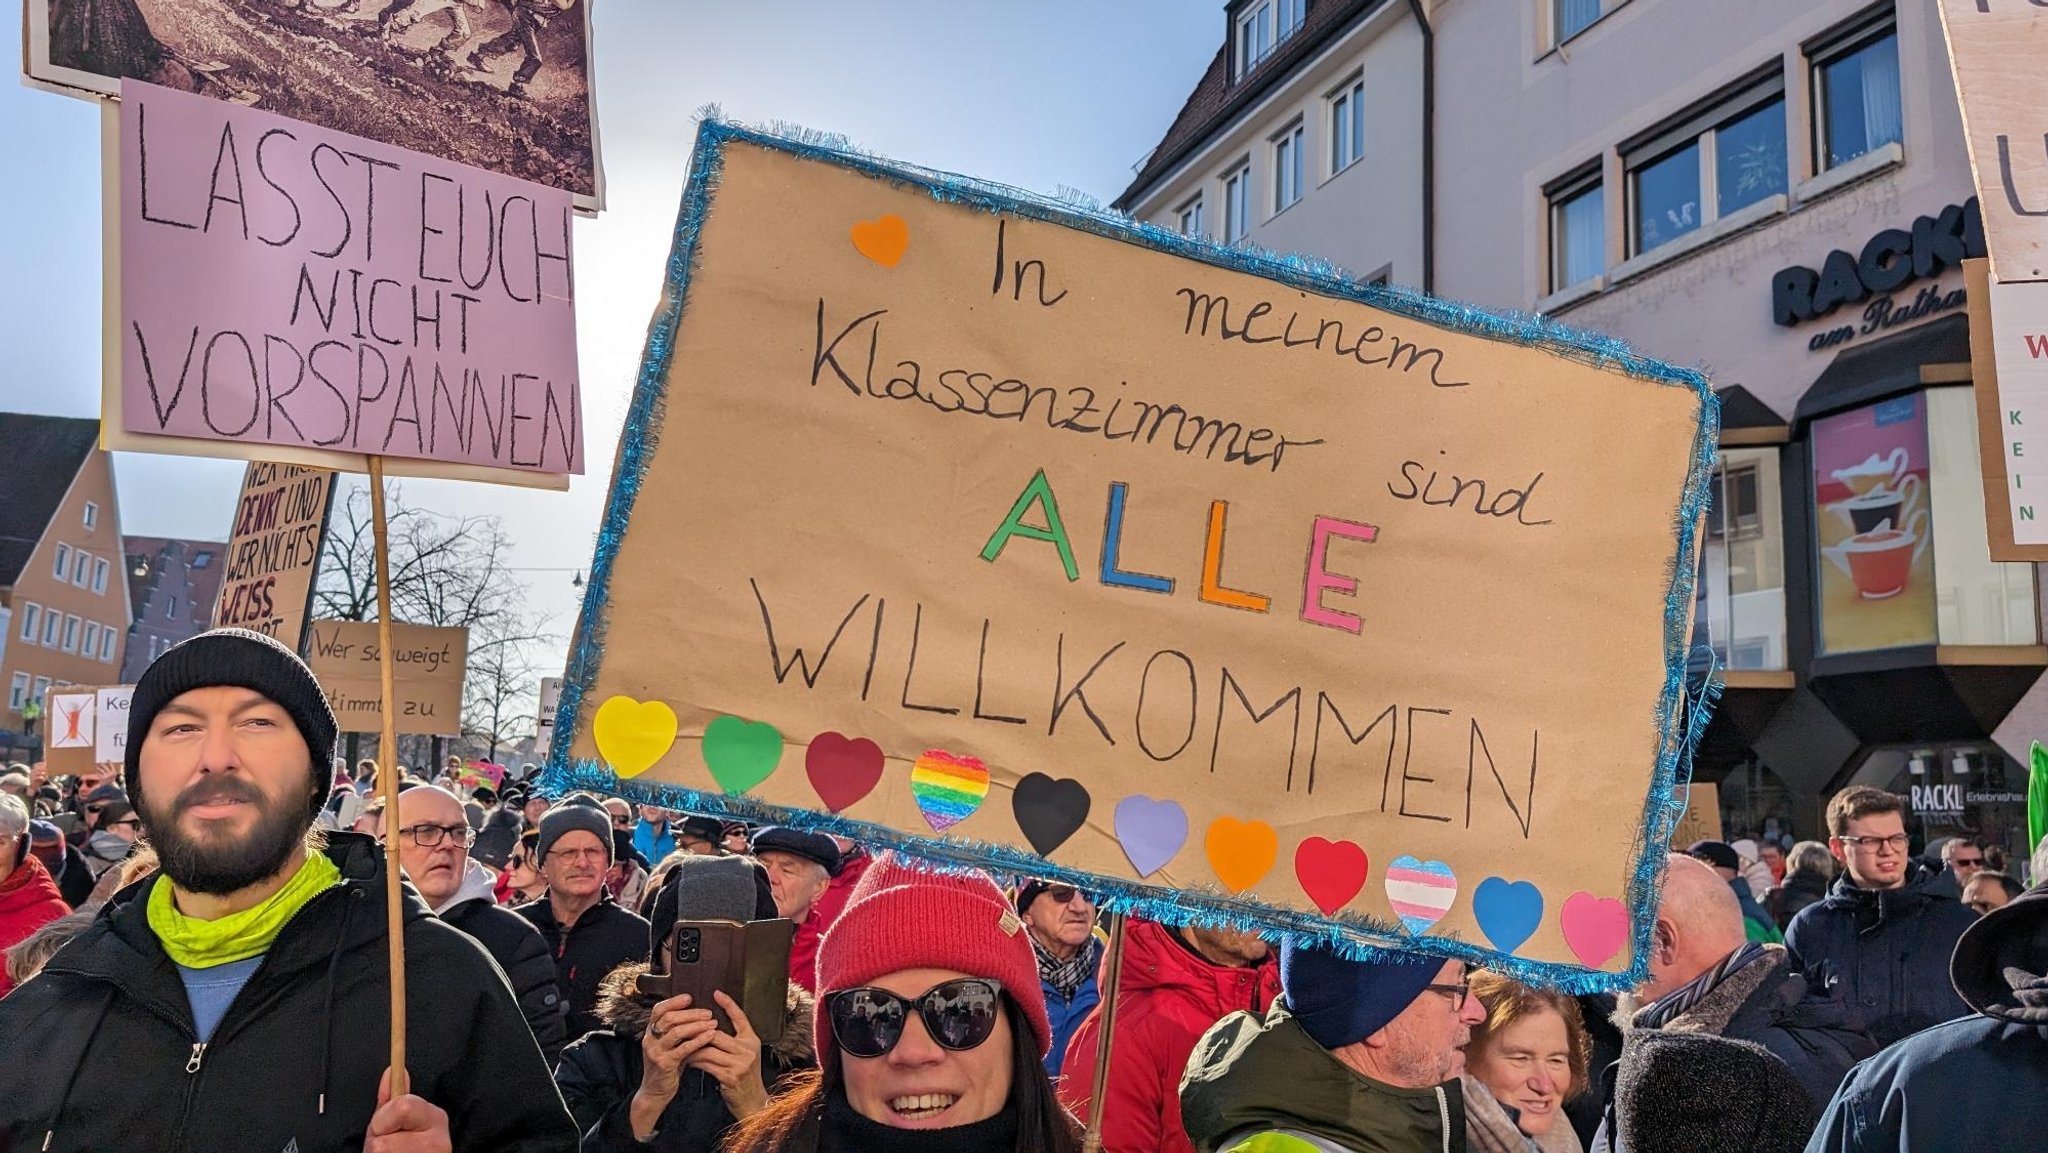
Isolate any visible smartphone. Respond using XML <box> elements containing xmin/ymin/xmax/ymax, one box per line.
<box><xmin>636</xmin><ymin>918</ymin><xmax>796</xmax><ymax>1044</ymax></box>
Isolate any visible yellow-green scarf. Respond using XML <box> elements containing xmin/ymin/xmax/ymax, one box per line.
<box><xmin>147</xmin><ymin>853</ymin><xmax>342</xmax><ymax>968</ymax></box>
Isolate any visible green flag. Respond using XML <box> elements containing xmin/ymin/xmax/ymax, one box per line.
<box><xmin>2031</xmin><ymin>740</ymin><xmax>2048</xmax><ymax>857</ymax></box>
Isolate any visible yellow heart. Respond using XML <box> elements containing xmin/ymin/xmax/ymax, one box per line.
<box><xmin>593</xmin><ymin>695</ymin><xmax>678</xmax><ymax>779</ymax></box>
<box><xmin>850</xmin><ymin>214</ymin><xmax>910</xmax><ymax>267</ymax></box>
<box><xmin>1205</xmin><ymin>817</ymin><xmax>1278</xmax><ymax>894</ymax></box>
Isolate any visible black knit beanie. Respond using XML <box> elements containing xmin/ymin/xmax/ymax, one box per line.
<box><xmin>1616</xmin><ymin>1030</ymin><xmax>1815</xmax><ymax>1153</ymax></box>
<box><xmin>124</xmin><ymin>628</ymin><xmax>339</xmax><ymax>823</ymax></box>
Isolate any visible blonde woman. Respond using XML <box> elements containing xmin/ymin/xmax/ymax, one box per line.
<box><xmin>1461</xmin><ymin>971</ymin><xmax>1591</xmax><ymax>1153</ymax></box>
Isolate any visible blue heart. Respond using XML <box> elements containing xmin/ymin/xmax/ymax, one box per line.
<box><xmin>1473</xmin><ymin>877</ymin><xmax>1545</xmax><ymax>955</ymax></box>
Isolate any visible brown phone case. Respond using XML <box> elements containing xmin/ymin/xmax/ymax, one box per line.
<box><xmin>636</xmin><ymin>918</ymin><xmax>796</xmax><ymax>1044</ymax></box>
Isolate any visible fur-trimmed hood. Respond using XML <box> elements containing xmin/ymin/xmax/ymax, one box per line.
<box><xmin>594</xmin><ymin>960</ymin><xmax>815</xmax><ymax>1065</ymax></box>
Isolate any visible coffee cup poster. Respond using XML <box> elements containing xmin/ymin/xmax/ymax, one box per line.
<box><xmin>547</xmin><ymin>122</ymin><xmax>1718</xmax><ymax>984</ymax></box>
<box><xmin>1813</xmin><ymin>394</ymin><xmax>1935</xmax><ymax>654</ymax></box>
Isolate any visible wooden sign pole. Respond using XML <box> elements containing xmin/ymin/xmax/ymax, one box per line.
<box><xmin>367</xmin><ymin>456</ymin><xmax>409</xmax><ymax>1095</ymax></box>
<box><xmin>1080</xmin><ymin>914</ymin><xmax>1129</xmax><ymax>1153</ymax></box>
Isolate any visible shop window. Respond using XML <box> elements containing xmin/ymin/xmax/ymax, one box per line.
<box><xmin>1812</xmin><ymin>16</ymin><xmax>1902</xmax><ymax>172</ymax></box>
<box><xmin>1627</xmin><ymin>78</ymin><xmax>1786</xmax><ymax>257</ymax></box>
<box><xmin>1697</xmin><ymin>447</ymin><xmax>1788</xmax><ymax>670</ymax></box>
<box><xmin>1812</xmin><ymin>389</ymin><xmax>2038</xmax><ymax>656</ymax></box>
<box><xmin>1547</xmin><ymin>167</ymin><xmax>1605</xmax><ymax>291</ymax></box>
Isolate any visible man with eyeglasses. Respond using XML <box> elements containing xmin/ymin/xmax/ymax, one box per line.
<box><xmin>1928</xmin><ymin>835</ymin><xmax>1988</xmax><ymax>901</ymax></box>
<box><xmin>395</xmin><ymin>785</ymin><xmax>567</xmax><ymax>1064</ymax></box>
<box><xmin>1013</xmin><ymin>879</ymin><xmax>1102</xmax><ymax>1079</ymax></box>
<box><xmin>79</xmin><ymin>791</ymin><xmax>143</xmax><ymax>879</ymax></box>
<box><xmin>515</xmin><ymin>802</ymin><xmax>650</xmax><ymax>1043</ymax></box>
<box><xmin>1180</xmin><ymin>938</ymin><xmax>1487</xmax><ymax>1153</ymax></box>
<box><xmin>1786</xmin><ymin>785</ymin><xmax>1979</xmax><ymax>1046</ymax></box>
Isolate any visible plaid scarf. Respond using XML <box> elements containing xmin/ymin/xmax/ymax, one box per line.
<box><xmin>1033</xmin><ymin>934</ymin><xmax>1101</xmax><ymax>1003</ymax></box>
<box><xmin>1636</xmin><ymin>940</ymin><xmax>1766</xmax><ymax>1029</ymax></box>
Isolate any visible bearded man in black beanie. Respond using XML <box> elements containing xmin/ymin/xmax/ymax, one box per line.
<box><xmin>0</xmin><ymin>628</ymin><xmax>578</xmax><ymax>1153</ymax></box>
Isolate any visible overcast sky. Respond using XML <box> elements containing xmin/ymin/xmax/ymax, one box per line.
<box><xmin>2</xmin><ymin>2</ymin><xmax>1219</xmax><ymax>663</ymax></box>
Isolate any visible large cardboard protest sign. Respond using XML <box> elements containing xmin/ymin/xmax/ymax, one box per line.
<box><xmin>212</xmin><ymin>463</ymin><xmax>335</xmax><ymax>648</ymax></box>
<box><xmin>1939</xmin><ymin>0</ymin><xmax>2048</xmax><ymax>285</ymax></box>
<box><xmin>547</xmin><ymin>125</ymin><xmax>1716</xmax><ymax>983</ymax></box>
<box><xmin>102</xmin><ymin>81</ymin><xmax>581</xmax><ymax>487</ymax></box>
<box><xmin>43</xmin><ymin>686</ymin><xmax>134</xmax><ymax>778</ymax></box>
<box><xmin>307</xmin><ymin>619</ymin><xmax>468</xmax><ymax>736</ymax></box>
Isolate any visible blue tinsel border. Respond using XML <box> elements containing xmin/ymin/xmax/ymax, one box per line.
<box><xmin>541</xmin><ymin>115</ymin><xmax>1721</xmax><ymax>993</ymax></box>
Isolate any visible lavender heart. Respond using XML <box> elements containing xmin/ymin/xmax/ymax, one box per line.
<box><xmin>1113</xmin><ymin>795</ymin><xmax>1188</xmax><ymax>878</ymax></box>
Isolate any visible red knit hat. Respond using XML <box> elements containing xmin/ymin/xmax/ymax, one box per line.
<box><xmin>814</xmin><ymin>851</ymin><xmax>1052</xmax><ymax>1061</ymax></box>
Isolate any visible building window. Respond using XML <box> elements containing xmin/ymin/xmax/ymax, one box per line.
<box><xmin>1694</xmin><ymin>448</ymin><xmax>1788</xmax><ymax>671</ymax></box>
<box><xmin>73</xmin><ymin>550</ymin><xmax>90</xmax><ymax>587</ymax></box>
<box><xmin>41</xmin><ymin>611</ymin><xmax>60</xmax><ymax>647</ymax></box>
<box><xmin>101</xmin><ymin>628</ymin><xmax>117</xmax><ymax>663</ymax></box>
<box><xmin>83</xmin><ymin>622</ymin><xmax>100</xmax><ymax>658</ymax></box>
<box><xmin>1556</xmin><ymin>0</ymin><xmax>1601</xmax><ymax>43</ymax></box>
<box><xmin>192</xmin><ymin>550</ymin><xmax>214</xmax><ymax>569</ymax></box>
<box><xmin>33</xmin><ymin>677</ymin><xmax>50</xmax><ymax>705</ymax></box>
<box><xmin>1627</xmin><ymin>78</ymin><xmax>1785</xmax><ymax>256</ymax></box>
<box><xmin>149</xmin><ymin>635</ymin><xmax>161</xmax><ymax>661</ymax></box>
<box><xmin>1812</xmin><ymin>19</ymin><xmax>1901</xmax><ymax>171</ymax></box>
<box><xmin>61</xmin><ymin>615</ymin><xmax>80</xmax><ymax>654</ymax></box>
<box><xmin>52</xmin><ymin>542</ymin><xmax>70</xmax><ymax>581</ymax></box>
<box><xmin>1177</xmin><ymin>195</ymin><xmax>1204</xmax><ymax>239</ymax></box>
<box><xmin>1279</xmin><ymin>0</ymin><xmax>1304</xmax><ymax>40</ymax></box>
<box><xmin>8</xmin><ymin>673</ymin><xmax>27</xmax><ymax>711</ymax></box>
<box><xmin>1330</xmin><ymin>76</ymin><xmax>1365</xmax><ymax>173</ymax></box>
<box><xmin>1224</xmin><ymin>162</ymin><xmax>1252</xmax><ymax>244</ymax></box>
<box><xmin>17</xmin><ymin>604</ymin><xmax>39</xmax><ymax>645</ymax></box>
<box><xmin>1547</xmin><ymin>168</ymin><xmax>1605</xmax><ymax>291</ymax></box>
<box><xmin>1237</xmin><ymin>2</ymin><xmax>1273</xmax><ymax>77</ymax></box>
<box><xmin>91</xmin><ymin>557</ymin><xmax>109</xmax><ymax>595</ymax></box>
<box><xmin>165</xmin><ymin>596</ymin><xmax>179</xmax><ymax>621</ymax></box>
<box><xmin>1273</xmin><ymin>122</ymin><xmax>1305</xmax><ymax>212</ymax></box>
<box><xmin>82</xmin><ymin>502</ymin><xmax>98</xmax><ymax>529</ymax></box>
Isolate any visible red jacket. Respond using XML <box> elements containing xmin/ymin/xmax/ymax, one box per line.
<box><xmin>811</xmin><ymin>847</ymin><xmax>871</xmax><ymax>929</ymax></box>
<box><xmin>1058</xmin><ymin>919</ymin><xmax>1279</xmax><ymax>1153</ymax></box>
<box><xmin>795</xmin><ymin>848</ymin><xmax>872</xmax><ymax>993</ymax></box>
<box><xmin>0</xmin><ymin>855</ymin><xmax>69</xmax><ymax>996</ymax></box>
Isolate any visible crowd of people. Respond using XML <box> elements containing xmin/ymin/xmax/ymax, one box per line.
<box><xmin>0</xmin><ymin>627</ymin><xmax>2045</xmax><ymax>1151</ymax></box>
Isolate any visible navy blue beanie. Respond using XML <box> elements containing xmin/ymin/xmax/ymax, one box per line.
<box><xmin>1280</xmin><ymin>937</ymin><xmax>1444</xmax><ymax>1049</ymax></box>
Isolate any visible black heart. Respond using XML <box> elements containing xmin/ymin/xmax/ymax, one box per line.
<box><xmin>1012</xmin><ymin>772</ymin><xmax>1091</xmax><ymax>857</ymax></box>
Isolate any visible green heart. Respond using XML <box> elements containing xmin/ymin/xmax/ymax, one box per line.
<box><xmin>701</xmin><ymin>715</ymin><xmax>784</xmax><ymax>795</ymax></box>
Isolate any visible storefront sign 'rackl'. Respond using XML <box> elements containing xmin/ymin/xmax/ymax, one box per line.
<box><xmin>1771</xmin><ymin>198</ymin><xmax>1986</xmax><ymax>330</ymax></box>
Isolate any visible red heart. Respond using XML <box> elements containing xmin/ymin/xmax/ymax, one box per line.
<box><xmin>805</xmin><ymin>731</ymin><xmax>885</xmax><ymax>813</ymax></box>
<box><xmin>1294</xmin><ymin>837</ymin><xmax>1370</xmax><ymax>915</ymax></box>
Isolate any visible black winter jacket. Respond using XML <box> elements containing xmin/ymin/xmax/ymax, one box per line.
<box><xmin>556</xmin><ymin>961</ymin><xmax>817</xmax><ymax>1152</ymax></box>
<box><xmin>1765</xmin><ymin>868</ymin><xmax>1830</xmax><ymax>932</ymax></box>
<box><xmin>441</xmin><ymin>893</ymin><xmax>568</xmax><ymax>1066</ymax></box>
<box><xmin>1804</xmin><ymin>880</ymin><xmax>2048</xmax><ymax>1151</ymax></box>
<box><xmin>1785</xmin><ymin>862</ymin><xmax>1978</xmax><ymax>1046</ymax></box>
<box><xmin>516</xmin><ymin>892</ymin><xmax>649</xmax><ymax>1043</ymax></box>
<box><xmin>0</xmin><ymin>833</ymin><xmax>579</xmax><ymax>1153</ymax></box>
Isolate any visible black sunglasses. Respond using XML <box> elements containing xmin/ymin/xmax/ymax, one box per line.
<box><xmin>827</xmin><ymin>978</ymin><xmax>1003</xmax><ymax>1058</ymax></box>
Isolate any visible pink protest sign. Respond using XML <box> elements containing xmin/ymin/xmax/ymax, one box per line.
<box><xmin>117</xmin><ymin>80</ymin><xmax>582</xmax><ymax>476</ymax></box>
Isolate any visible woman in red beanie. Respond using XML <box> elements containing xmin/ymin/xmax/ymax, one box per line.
<box><xmin>721</xmin><ymin>852</ymin><xmax>1082</xmax><ymax>1153</ymax></box>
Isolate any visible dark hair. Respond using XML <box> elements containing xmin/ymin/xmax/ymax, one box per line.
<box><xmin>1969</xmin><ymin>870</ymin><xmax>2025</xmax><ymax>902</ymax></box>
<box><xmin>719</xmin><ymin>994</ymin><xmax>1080</xmax><ymax>1153</ymax></box>
<box><xmin>1825</xmin><ymin>786</ymin><xmax>1905</xmax><ymax>838</ymax></box>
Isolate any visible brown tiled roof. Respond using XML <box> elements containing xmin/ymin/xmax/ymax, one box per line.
<box><xmin>1115</xmin><ymin>0</ymin><xmax>1389</xmax><ymax>211</ymax></box>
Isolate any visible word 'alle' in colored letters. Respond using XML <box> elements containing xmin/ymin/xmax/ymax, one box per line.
<box><xmin>980</xmin><ymin>470</ymin><xmax>1377</xmax><ymax>634</ymax></box>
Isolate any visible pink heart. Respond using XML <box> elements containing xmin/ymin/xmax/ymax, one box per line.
<box><xmin>1560</xmin><ymin>892</ymin><xmax>1629</xmax><ymax>968</ymax></box>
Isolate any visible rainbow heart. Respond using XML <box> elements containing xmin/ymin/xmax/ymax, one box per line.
<box><xmin>1560</xmin><ymin>892</ymin><xmax>1629</xmax><ymax>968</ymax></box>
<box><xmin>910</xmin><ymin>749</ymin><xmax>989</xmax><ymax>832</ymax></box>
<box><xmin>591</xmin><ymin>696</ymin><xmax>677</xmax><ymax>779</ymax></box>
<box><xmin>850</xmin><ymin>214</ymin><xmax>909</xmax><ymax>267</ymax></box>
<box><xmin>1384</xmin><ymin>855</ymin><xmax>1458</xmax><ymax>934</ymax></box>
<box><xmin>700</xmin><ymin>715</ymin><xmax>783</xmax><ymax>795</ymax></box>
<box><xmin>1204</xmin><ymin>817</ymin><xmax>1278</xmax><ymax>893</ymax></box>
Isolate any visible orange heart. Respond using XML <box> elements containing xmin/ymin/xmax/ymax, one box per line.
<box><xmin>850</xmin><ymin>214</ymin><xmax>909</xmax><ymax>267</ymax></box>
<box><xmin>1204</xmin><ymin>817</ymin><xmax>1278</xmax><ymax>894</ymax></box>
